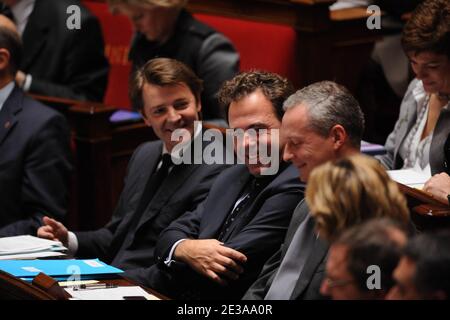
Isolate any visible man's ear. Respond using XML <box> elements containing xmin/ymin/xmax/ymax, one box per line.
<box><xmin>0</xmin><ymin>48</ymin><xmax>11</xmax><ymax>73</ymax></box>
<box><xmin>196</xmin><ymin>96</ymin><xmax>202</xmax><ymax>113</ymax></box>
<box><xmin>329</xmin><ymin>124</ymin><xmax>347</xmax><ymax>150</ymax></box>
<box><xmin>140</xmin><ymin>109</ymin><xmax>152</xmax><ymax>127</ymax></box>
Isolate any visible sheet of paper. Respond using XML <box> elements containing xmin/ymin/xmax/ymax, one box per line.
<box><xmin>0</xmin><ymin>235</ymin><xmax>66</xmax><ymax>255</ymax></box>
<box><xmin>0</xmin><ymin>251</ymin><xmax>66</xmax><ymax>260</ymax></box>
<box><xmin>65</xmin><ymin>286</ymin><xmax>160</xmax><ymax>300</ymax></box>
<box><xmin>387</xmin><ymin>169</ymin><xmax>430</xmax><ymax>189</ymax></box>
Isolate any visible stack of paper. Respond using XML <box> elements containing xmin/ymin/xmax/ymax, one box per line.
<box><xmin>65</xmin><ymin>286</ymin><xmax>160</xmax><ymax>300</ymax></box>
<box><xmin>0</xmin><ymin>259</ymin><xmax>123</xmax><ymax>282</ymax></box>
<box><xmin>387</xmin><ymin>169</ymin><xmax>430</xmax><ymax>189</ymax></box>
<box><xmin>0</xmin><ymin>235</ymin><xmax>67</xmax><ymax>260</ymax></box>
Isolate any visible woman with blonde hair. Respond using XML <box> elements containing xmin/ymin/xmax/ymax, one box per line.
<box><xmin>108</xmin><ymin>0</ymin><xmax>239</xmax><ymax>122</ymax></box>
<box><xmin>306</xmin><ymin>154</ymin><xmax>410</xmax><ymax>242</ymax></box>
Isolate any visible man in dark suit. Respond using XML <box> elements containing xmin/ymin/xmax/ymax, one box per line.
<box><xmin>109</xmin><ymin>0</ymin><xmax>239</xmax><ymax>121</ymax></box>
<box><xmin>0</xmin><ymin>0</ymin><xmax>109</xmax><ymax>101</ymax></box>
<box><xmin>125</xmin><ymin>71</ymin><xmax>305</xmax><ymax>300</ymax></box>
<box><xmin>243</xmin><ymin>81</ymin><xmax>364</xmax><ymax>300</ymax></box>
<box><xmin>38</xmin><ymin>58</ymin><xmax>228</xmax><ymax>271</ymax></box>
<box><xmin>0</xmin><ymin>21</ymin><xmax>72</xmax><ymax>236</ymax></box>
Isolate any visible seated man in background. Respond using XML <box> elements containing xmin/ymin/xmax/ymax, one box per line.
<box><xmin>244</xmin><ymin>81</ymin><xmax>366</xmax><ymax>300</ymax></box>
<box><xmin>0</xmin><ymin>20</ymin><xmax>72</xmax><ymax>236</ymax></box>
<box><xmin>321</xmin><ymin>218</ymin><xmax>408</xmax><ymax>300</ymax></box>
<box><xmin>0</xmin><ymin>0</ymin><xmax>109</xmax><ymax>101</ymax></box>
<box><xmin>108</xmin><ymin>0</ymin><xmax>239</xmax><ymax>122</ymax></box>
<box><xmin>387</xmin><ymin>229</ymin><xmax>450</xmax><ymax>300</ymax></box>
<box><xmin>38</xmin><ymin>58</ymin><xmax>229</xmax><ymax>271</ymax></box>
<box><xmin>124</xmin><ymin>71</ymin><xmax>304</xmax><ymax>300</ymax></box>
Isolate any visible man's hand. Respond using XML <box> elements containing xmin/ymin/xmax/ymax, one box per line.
<box><xmin>37</xmin><ymin>216</ymin><xmax>69</xmax><ymax>247</ymax></box>
<box><xmin>174</xmin><ymin>239</ymin><xmax>247</xmax><ymax>285</ymax></box>
<box><xmin>424</xmin><ymin>172</ymin><xmax>450</xmax><ymax>205</ymax></box>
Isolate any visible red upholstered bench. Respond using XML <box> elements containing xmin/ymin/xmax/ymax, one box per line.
<box><xmin>194</xmin><ymin>13</ymin><xmax>301</xmax><ymax>87</ymax></box>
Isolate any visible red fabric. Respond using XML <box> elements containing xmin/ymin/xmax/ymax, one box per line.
<box><xmin>194</xmin><ymin>14</ymin><xmax>301</xmax><ymax>87</ymax></box>
<box><xmin>83</xmin><ymin>1</ymin><xmax>133</xmax><ymax>109</ymax></box>
<box><xmin>81</xmin><ymin>1</ymin><xmax>301</xmax><ymax>108</ymax></box>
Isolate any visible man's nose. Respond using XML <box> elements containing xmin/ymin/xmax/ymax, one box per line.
<box><xmin>167</xmin><ymin>107</ymin><xmax>181</xmax><ymax>122</ymax></box>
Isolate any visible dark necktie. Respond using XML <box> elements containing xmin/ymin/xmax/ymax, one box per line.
<box><xmin>109</xmin><ymin>154</ymin><xmax>173</xmax><ymax>265</ymax></box>
<box><xmin>217</xmin><ymin>177</ymin><xmax>264</xmax><ymax>241</ymax></box>
<box><xmin>128</xmin><ymin>153</ymin><xmax>173</xmax><ymax>232</ymax></box>
<box><xmin>0</xmin><ymin>4</ymin><xmax>15</xmax><ymax>22</ymax></box>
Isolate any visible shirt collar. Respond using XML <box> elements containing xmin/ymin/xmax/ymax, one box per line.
<box><xmin>412</xmin><ymin>80</ymin><xmax>428</xmax><ymax>113</ymax></box>
<box><xmin>0</xmin><ymin>82</ymin><xmax>16</xmax><ymax>113</ymax></box>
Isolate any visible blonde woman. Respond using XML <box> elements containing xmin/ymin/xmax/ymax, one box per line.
<box><xmin>307</xmin><ymin>154</ymin><xmax>410</xmax><ymax>242</ymax></box>
<box><xmin>108</xmin><ymin>0</ymin><xmax>239</xmax><ymax>122</ymax></box>
<box><xmin>245</xmin><ymin>154</ymin><xmax>411</xmax><ymax>300</ymax></box>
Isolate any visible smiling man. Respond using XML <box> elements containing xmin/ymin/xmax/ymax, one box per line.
<box><xmin>124</xmin><ymin>71</ymin><xmax>304</xmax><ymax>300</ymax></box>
<box><xmin>244</xmin><ymin>80</ymin><xmax>364</xmax><ymax>300</ymax></box>
<box><xmin>38</xmin><ymin>58</ymin><xmax>228</xmax><ymax>271</ymax></box>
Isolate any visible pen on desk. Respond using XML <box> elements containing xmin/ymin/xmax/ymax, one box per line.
<box><xmin>73</xmin><ymin>283</ymin><xmax>118</xmax><ymax>290</ymax></box>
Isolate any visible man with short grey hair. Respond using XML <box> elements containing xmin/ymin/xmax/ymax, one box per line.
<box><xmin>244</xmin><ymin>80</ymin><xmax>364</xmax><ymax>300</ymax></box>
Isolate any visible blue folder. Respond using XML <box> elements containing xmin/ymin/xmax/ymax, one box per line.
<box><xmin>0</xmin><ymin>259</ymin><xmax>123</xmax><ymax>281</ymax></box>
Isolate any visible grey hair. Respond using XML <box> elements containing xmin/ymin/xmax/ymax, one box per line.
<box><xmin>283</xmin><ymin>81</ymin><xmax>364</xmax><ymax>148</ymax></box>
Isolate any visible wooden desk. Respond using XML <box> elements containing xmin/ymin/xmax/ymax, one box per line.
<box><xmin>398</xmin><ymin>183</ymin><xmax>450</xmax><ymax>231</ymax></box>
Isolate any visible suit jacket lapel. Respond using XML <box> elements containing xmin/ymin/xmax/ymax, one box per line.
<box><xmin>290</xmin><ymin>237</ymin><xmax>329</xmax><ymax>300</ymax></box>
<box><xmin>135</xmin><ymin>163</ymin><xmax>198</xmax><ymax>232</ymax></box>
<box><xmin>0</xmin><ymin>86</ymin><xmax>22</xmax><ymax>146</ymax></box>
<box><xmin>108</xmin><ymin>143</ymin><xmax>162</xmax><ymax>254</ymax></box>
<box><xmin>282</xmin><ymin>200</ymin><xmax>309</xmax><ymax>256</ymax></box>
<box><xmin>430</xmin><ymin>108</ymin><xmax>450</xmax><ymax>174</ymax></box>
<box><xmin>21</xmin><ymin>2</ymin><xmax>49</xmax><ymax>70</ymax></box>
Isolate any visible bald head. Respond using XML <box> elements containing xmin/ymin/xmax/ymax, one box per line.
<box><xmin>0</xmin><ymin>14</ymin><xmax>22</xmax><ymax>76</ymax></box>
<box><xmin>0</xmin><ymin>14</ymin><xmax>17</xmax><ymax>34</ymax></box>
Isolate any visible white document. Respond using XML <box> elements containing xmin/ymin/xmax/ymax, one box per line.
<box><xmin>0</xmin><ymin>235</ymin><xmax>67</xmax><ymax>260</ymax></box>
<box><xmin>0</xmin><ymin>251</ymin><xmax>66</xmax><ymax>260</ymax></box>
<box><xmin>65</xmin><ymin>286</ymin><xmax>160</xmax><ymax>300</ymax></box>
<box><xmin>387</xmin><ymin>169</ymin><xmax>430</xmax><ymax>189</ymax></box>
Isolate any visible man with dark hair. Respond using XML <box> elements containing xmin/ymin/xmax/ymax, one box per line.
<box><xmin>124</xmin><ymin>70</ymin><xmax>304</xmax><ymax>300</ymax></box>
<box><xmin>387</xmin><ymin>230</ymin><xmax>450</xmax><ymax>300</ymax></box>
<box><xmin>320</xmin><ymin>218</ymin><xmax>407</xmax><ymax>300</ymax></box>
<box><xmin>0</xmin><ymin>20</ymin><xmax>72</xmax><ymax>236</ymax></box>
<box><xmin>38</xmin><ymin>58</ymin><xmax>228</xmax><ymax>271</ymax></box>
<box><xmin>244</xmin><ymin>81</ymin><xmax>364</xmax><ymax>300</ymax></box>
<box><xmin>0</xmin><ymin>0</ymin><xmax>109</xmax><ymax>101</ymax></box>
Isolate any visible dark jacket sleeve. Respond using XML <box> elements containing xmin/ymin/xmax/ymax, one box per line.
<box><xmin>196</xmin><ymin>32</ymin><xmax>239</xmax><ymax>119</ymax></box>
<box><xmin>74</xmin><ymin>143</ymin><xmax>148</xmax><ymax>259</ymax></box>
<box><xmin>0</xmin><ymin>113</ymin><xmax>72</xmax><ymax>237</ymax></box>
<box><xmin>242</xmin><ymin>246</ymin><xmax>282</xmax><ymax>300</ymax></box>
